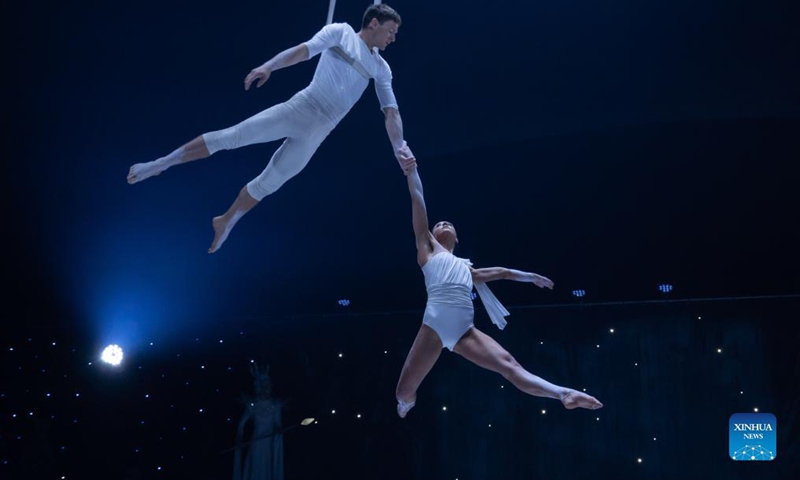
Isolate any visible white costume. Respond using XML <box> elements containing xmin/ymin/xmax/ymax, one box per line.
<box><xmin>202</xmin><ymin>23</ymin><xmax>399</xmax><ymax>200</ymax></box>
<box><xmin>398</xmin><ymin>251</ymin><xmax>511</xmax><ymax>417</ymax></box>
<box><xmin>422</xmin><ymin>252</ymin><xmax>510</xmax><ymax>351</ymax></box>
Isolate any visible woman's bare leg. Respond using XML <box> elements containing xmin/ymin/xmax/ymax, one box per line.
<box><xmin>453</xmin><ymin>328</ymin><xmax>602</xmax><ymax>410</ymax></box>
<box><xmin>395</xmin><ymin>324</ymin><xmax>443</xmax><ymax>418</ymax></box>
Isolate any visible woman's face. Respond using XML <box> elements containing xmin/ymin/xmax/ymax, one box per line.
<box><xmin>433</xmin><ymin>221</ymin><xmax>457</xmax><ymax>243</ymax></box>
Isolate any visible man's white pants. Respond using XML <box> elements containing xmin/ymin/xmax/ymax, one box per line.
<box><xmin>202</xmin><ymin>91</ymin><xmax>337</xmax><ymax>201</ymax></box>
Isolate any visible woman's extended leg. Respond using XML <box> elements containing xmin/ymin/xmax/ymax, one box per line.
<box><xmin>453</xmin><ymin>328</ymin><xmax>602</xmax><ymax>410</ymax></box>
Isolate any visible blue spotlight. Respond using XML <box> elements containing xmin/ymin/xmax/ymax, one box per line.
<box><xmin>572</xmin><ymin>290</ymin><xmax>586</xmax><ymax>298</ymax></box>
<box><xmin>658</xmin><ymin>284</ymin><xmax>673</xmax><ymax>294</ymax></box>
<box><xmin>337</xmin><ymin>299</ymin><xmax>350</xmax><ymax>307</ymax></box>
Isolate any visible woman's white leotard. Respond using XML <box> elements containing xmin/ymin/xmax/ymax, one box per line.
<box><xmin>421</xmin><ymin>251</ymin><xmax>511</xmax><ymax>351</ymax></box>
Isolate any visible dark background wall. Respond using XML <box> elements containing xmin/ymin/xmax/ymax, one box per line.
<box><xmin>1</xmin><ymin>0</ymin><xmax>798</xmax><ymax>478</ymax></box>
<box><xmin>3</xmin><ymin>296</ymin><xmax>797</xmax><ymax>479</ymax></box>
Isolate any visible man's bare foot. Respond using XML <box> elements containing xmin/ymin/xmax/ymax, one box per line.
<box><xmin>127</xmin><ymin>158</ymin><xmax>170</xmax><ymax>184</ymax></box>
<box><xmin>561</xmin><ymin>389</ymin><xmax>603</xmax><ymax>410</ymax></box>
<box><xmin>397</xmin><ymin>396</ymin><xmax>416</xmax><ymax>419</ymax></box>
<box><xmin>209</xmin><ymin>216</ymin><xmax>234</xmax><ymax>254</ymax></box>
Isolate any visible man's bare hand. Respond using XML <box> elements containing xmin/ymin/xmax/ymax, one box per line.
<box><xmin>244</xmin><ymin>66</ymin><xmax>272</xmax><ymax>90</ymax></box>
<box><xmin>399</xmin><ymin>155</ymin><xmax>417</xmax><ymax>175</ymax></box>
<box><xmin>395</xmin><ymin>142</ymin><xmax>416</xmax><ymax>175</ymax></box>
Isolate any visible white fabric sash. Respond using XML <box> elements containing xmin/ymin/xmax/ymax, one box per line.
<box><xmin>459</xmin><ymin>258</ymin><xmax>510</xmax><ymax>330</ymax></box>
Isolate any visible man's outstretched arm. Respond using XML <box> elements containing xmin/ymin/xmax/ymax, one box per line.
<box><xmin>244</xmin><ymin>44</ymin><xmax>310</xmax><ymax>90</ymax></box>
<box><xmin>385</xmin><ymin>107</ymin><xmax>416</xmax><ymax>173</ymax></box>
<box><xmin>384</xmin><ymin>107</ymin><xmax>406</xmax><ymax>152</ymax></box>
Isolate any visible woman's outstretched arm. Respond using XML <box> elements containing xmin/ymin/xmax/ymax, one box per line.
<box><xmin>470</xmin><ymin>267</ymin><xmax>554</xmax><ymax>289</ymax></box>
<box><xmin>404</xmin><ymin>162</ymin><xmax>435</xmax><ymax>266</ymax></box>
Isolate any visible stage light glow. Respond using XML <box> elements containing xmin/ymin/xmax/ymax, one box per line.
<box><xmin>101</xmin><ymin>344</ymin><xmax>124</xmax><ymax>366</ymax></box>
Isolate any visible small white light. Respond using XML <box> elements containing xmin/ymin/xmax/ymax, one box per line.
<box><xmin>331</xmin><ymin>410</ymin><xmax>336</xmax><ymax>414</ymax></box>
<box><xmin>541</xmin><ymin>409</ymin><xmax>546</xmax><ymax>414</ymax></box>
<box><xmin>609</xmin><ymin>328</ymin><xmax>614</xmax><ymax>333</ymax></box>
<box><xmin>442</xmin><ymin>406</ymin><xmax>447</xmax><ymax>411</ymax></box>
<box><xmin>754</xmin><ymin>407</ymin><xmax>759</xmax><ymax>412</ymax></box>
<box><xmin>596</xmin><ymin>344</ymin><xmax>600</xmax><ymax>348</ymax></box>
<box><xmin>637</xmin><ymin>458</ymin><xmax>642</xmax><ymax>463</ymax></box>
<box><xmin>356</xmin><ymin>414</ymin><xmax>361</xmax><ymax>418</ymax></box>
<box><xmin>338</xmin><ymin>353</ymin><xmax>343</xmax><ymax>358</ymax></box>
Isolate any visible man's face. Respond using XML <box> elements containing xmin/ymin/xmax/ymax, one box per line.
<box><xmin>372</xmin><ymin>19</ymin><xmax>399</xmax><ymax>50</ymax></box>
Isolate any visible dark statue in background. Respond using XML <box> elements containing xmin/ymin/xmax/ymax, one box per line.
<box><xmin>233</xmin><ymin>363</ymin><xmax>284</xmax><ymax>480</ymax></box>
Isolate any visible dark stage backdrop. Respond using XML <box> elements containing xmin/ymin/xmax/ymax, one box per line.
<box><xmin>2</xmin><ymin>296</ymin><xmax>797</xmax><ymax>479</ymax></box>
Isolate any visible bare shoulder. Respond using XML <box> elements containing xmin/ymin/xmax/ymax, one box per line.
<box><xmin>417</xmin><ymin>234</ymin><xmax>448</xmax><ymax>268</ymax></box>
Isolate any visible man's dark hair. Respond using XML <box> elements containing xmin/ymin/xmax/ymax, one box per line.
<box><xmin>362</xmin><ymin>4</ymin><xmax>402</xmax><ymax>28</ymax></box>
